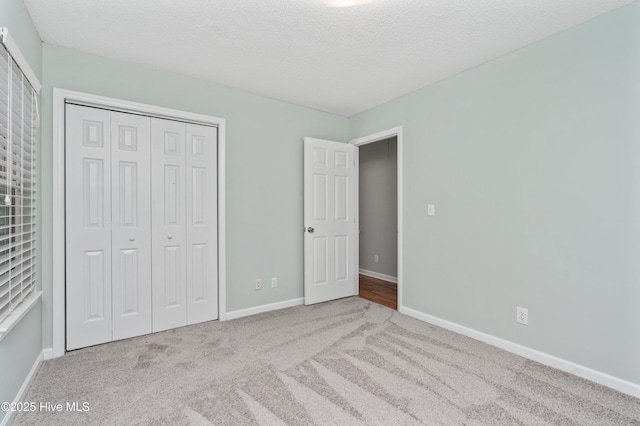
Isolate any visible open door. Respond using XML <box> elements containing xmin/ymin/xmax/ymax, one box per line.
<box><xmin>304</xmin><ymin>137</ymin><xmax>357</xmax><ymax>305</ymax></box>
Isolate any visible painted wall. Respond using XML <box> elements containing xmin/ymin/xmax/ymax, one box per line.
<box><xmin>359</xmin><ymin>137</ymin><xmax>397</xmax><ymax>277</ymax></box>
<box><xmin>39</xmin><ymin>43</ymin><xmax>348</xmax><ymax>348</ymax></box>
<box><xmin>349</xmin><ymin>1</ymin><xmax>640</xmax><ymax>384</ymax></box>
<box><xmin>0</xmin><ymin>0</ymin><xmax>41</xmax><ymax>77</ymax></box>
<box><xmin>0</xmin><ymin>304</ymin><xmax>42</xmax><ymax>406</ymax></box>
<box><xmin>0</xmin><ymin>0</ymin><xmax>43</xmax><ymax>411</ymax></box>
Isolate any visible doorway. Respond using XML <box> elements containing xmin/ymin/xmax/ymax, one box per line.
<box><xmin>352</xmin><ymin>127</ymin><xmax>402</xmax><ymax>311</ymax></box>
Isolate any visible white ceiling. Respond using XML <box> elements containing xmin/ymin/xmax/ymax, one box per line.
<box><xmin>24</xmin><ymin>0</ymin><xmax>633</xmax><ymax>117</ymax></box>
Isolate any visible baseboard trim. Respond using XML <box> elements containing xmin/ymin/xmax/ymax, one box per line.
<box><xmin>225</xmin><ymin>298</ymin><xmax>304</xmax><ymax>321</ymax></box>
<box><xmin>43</xmin><ymin>347</ymin><xmax>55</xmax><ymax>360</ymax></box>
<box><xmin>398</xmin><ymin>306</ymin><xmax>640</xmax><ymax>399</ymax></box>
<box><xmin>359</xmin><ymin>269</ymin><xmax>398</xmax><ymax>284</ymax></box>
<box><xmin>1</xmin><ymin>350</ymin><xmax>43</xmax><ymax>426</ymax></box>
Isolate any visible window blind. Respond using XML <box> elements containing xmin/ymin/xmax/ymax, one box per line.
<box><xmin>0</xmin><ymin>43</ymin><xmax>37</xmax><ymax>323</ymax></box>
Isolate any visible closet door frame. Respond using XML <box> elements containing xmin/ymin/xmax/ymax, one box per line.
<box><xmin>52</xmin><ymin>89</ymin><xmax>227</xmax><ymax>358</ymax></box>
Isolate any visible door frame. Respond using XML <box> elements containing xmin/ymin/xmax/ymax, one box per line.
<box><xmin>51</xmin><ymin>88</ymin><xmax>227</xmax><ymax>358</ymax></box>
<box><xmin>350</xmin><ymin>126</ymin><xmax>403</xmax><ymax>309</ymax></box>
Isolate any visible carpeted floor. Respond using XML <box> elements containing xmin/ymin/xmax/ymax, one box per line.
<box><xmin>13</xmin><ymin>297</ymin><xmax>640</xmax><ymax>425</ymax></box>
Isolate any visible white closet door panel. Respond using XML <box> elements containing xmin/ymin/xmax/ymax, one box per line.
<box><xmin>111</xmin><ymin>111</ymin><xmax>152</xmax><ymax>341</ymax></box>
<box><xmin>66</xmin><ymin>104</ymin><xmax>113</xmax><ymax>350</ymax></box>
<box><xmin>151</xmin><ymin>118</ymin><xmax>187</xmax><ymax>332</ymax></box>
<box><xmin>186</xmin><ymin>124</ymin><xmax>218</xmax><ymax>324</ymax></box>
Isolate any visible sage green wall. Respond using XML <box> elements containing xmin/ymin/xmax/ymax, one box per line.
<box><xmin>0</xmin><ymin>304</ymin><xmax>42</xmax><ymax>406</ymax></box>
<box><xmin>0</xmin><ymin>0</ymin><xmax>41</xmax><ymax>77</ymax></box>
<box><xmin>40</xmin><ymin>43</ymin><xmax>348</xmax><ymax>347</ymax></box>
<box><xmin>359</xmin><ymin>137</ymin><xmax>397</xmax><ymax>277</ymax></box>
<box><xmin>0</xmin><ymin>0</ymin><xmax>43</xmax><ymax>410</ymax></box>
<box><xmin>349</xmin><ymin>1</ymin><xmax>640</xmax><ymax>384</ymax></box>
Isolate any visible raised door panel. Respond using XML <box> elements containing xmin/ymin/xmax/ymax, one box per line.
<box><xmin>111</xmin><ymin>111</ymin><xmax>152</xmax><ymax>341</ymax></box>
<box><xmin>312</xmin><ymin>237</ymin><xmax>328</xmax><ymax>286</ymax></box>
<box><xmin>151</xmin><ymin>118</ymin><xmax>187</xmax><ymax>332</ymax></box>
<box><xmin>186</xmin><ymin>124</ymin><xmax>218</xmax><ymax>324</ymax></box>
<box><xmin>191</xmin><ymin>244</ymin><xmax>207</xmax><ymax>303</ymax></box>
<box><xmin>66</xmin><ymin>104</ymin><xmax>113</xmax><ymax>350</ymax></box>
<box><xmin>83</xmin><ymin>251</ymin><xmax>106</xmax><ymax>320</ymax></box>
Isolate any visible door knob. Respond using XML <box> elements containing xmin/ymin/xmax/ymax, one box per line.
<box><xmin>307</xmin><ymin>227</ymin><xmax>314</xmax><ymax>233</ymax></box>
<box><xmin>168</xmin><ymin>235</ymin><xmax>173</xmax><ymax>240</ymax></box>
<box><xmin>129</xmin><ymin>237</ymin><xmax>135</xmax><ymax>242</ymax></box>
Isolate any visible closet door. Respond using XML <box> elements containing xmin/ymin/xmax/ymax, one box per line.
<box><xmin>110</xmin><ymin>112</ymin><xmax>152</xmax><ymax>340</ymax></box>
<box><xmin>66</xmin><ymin>104</ymin><xmax>219</xmax><ymax>349</ymax></box>
<box><xmin>186</xmin><ymin>124</ymin><xmax>218</xmax><ymax>324</ymax></box>
<box><xmin>66</xmin><ymin>104</ymin><xmax>112</xmax><ymax>350</ymax></box>
<box><xmin>151</xmin><ymin>119</ymin><xmax>187</xmax><ymax>332</ymax></box>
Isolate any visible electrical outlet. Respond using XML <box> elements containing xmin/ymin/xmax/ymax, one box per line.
<box><xmin>271</xmin><ymin>277</ymin><xmax>278</xmax><ymax>288</ymax></box>
<box><xmin>516</xmin><ymin>306</ymin><xmax>528</xmax><ymax>325</ymax></box>
<box><xmin>374</xmin><ymin>255</ymin><xmax>379</xmax><ymax>263</ymax></box>
<box><xmin>255</xmin><ymin>279</ymin><xmax>262</xmax><ymax>290</ymax></box>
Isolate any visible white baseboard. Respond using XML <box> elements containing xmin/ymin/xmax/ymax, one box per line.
<box><xmin>1</xmin><ymin>350</ymin><xmax>43</xmax><ymax>426</ymax></box>
<box><xmin>398</xmin><ymin>306</ymin><xmax>640</xmax><ymax>399</ymax></box>
<box><xmin>43</xmin><ymin>347</ymin><xmax>55</xmax><ymax>360</ymax></box>
<box><xmin>225</xmin><ymin>298</ymin><xmax>304</xmax><ymax>321</ymax></box>
<box><xmin>359</xmin><ymin>269</ymin><xmax>398</xmax><ymax>284</ymax></box>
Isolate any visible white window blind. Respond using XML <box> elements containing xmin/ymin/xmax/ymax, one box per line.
<box><xmin>0</xmin><ymin>42</ymin><xmax>38</xmax><ymax>324</ymax></box>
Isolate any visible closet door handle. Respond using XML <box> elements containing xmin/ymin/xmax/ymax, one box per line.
<box><xmin>167</xmin><ymin>235</ymin><xmax>173</xmax><ymax>240</ymax></box>
<box><xmin>129</xmin><ymin>237</ymin><xmax>135</xmax><ymax>242</ymax></box>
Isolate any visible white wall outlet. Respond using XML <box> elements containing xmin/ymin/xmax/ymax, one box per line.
<box><xmin>516</xmin><ymin>306</ymin><xmax>528</xmax><ymax>325</ymax></box>
<box><xmin>271</xmin><ymin>277</ymin><xmax>278</xmax><ymax>288</ymax></box>
<box><xmin>255</xmin><ymin>279</ymin><xmax>262</xmax><ymax>290</ymax></box>
<box><xmin>374</xmin><ymin>254</ymin><xmax>379</xmax><ymax>263</ymax></box>
<box><xmin>427</xmin><ymin>204</ymin><xmax>435</xmax><ymax>216</ymax></box>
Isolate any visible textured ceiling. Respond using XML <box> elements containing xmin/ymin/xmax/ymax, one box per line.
<box><xmin>24</xmin><ymin>0</ymin><xmax>634</xmax><ymax>116</ymax></box>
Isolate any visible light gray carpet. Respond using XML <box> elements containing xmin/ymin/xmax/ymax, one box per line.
<box><xmin>13</xmin><ymin>297</ymin><xmax>640</xmax><ymax>425</ymax></box>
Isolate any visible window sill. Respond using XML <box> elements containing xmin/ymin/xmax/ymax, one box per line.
<box><xmin>0</xmin><ymin>291</ymin><xmax>42</xmax><ymax>343</ymax></box>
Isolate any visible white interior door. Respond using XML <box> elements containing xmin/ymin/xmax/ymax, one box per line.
<box><xmin>186</xmin><ymin>123</ymin><xmax>218</xmax><ymax>324</ymax></box>
<box><xmin>151</xmin><ymin>118</ymin><xmax>187</xmax><ymax>332</ymax></box>
<box><xmin>303</xmin><ymin>137</ymin><xmax>357</xmax><ymax>305</ymax></box>
<box><xmin>110</xmin><ymin>112</ymin><xmax>152</xmax><ymax>341</ymax></box>
<box><xmin>66</xmin><ymin>104</ymin><xmax>112</xmax><ymax>350</ymax></box>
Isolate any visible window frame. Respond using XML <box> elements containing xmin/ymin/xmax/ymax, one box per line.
<box><xmin>0</xmin><ymin>28</ymin><xmax>41</xmax><ymax>342</ymax></box>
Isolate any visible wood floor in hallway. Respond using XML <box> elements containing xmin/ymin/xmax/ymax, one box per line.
<box><xmin>358</xmin><ymin>274</ymin><xmax>397</xmax><ymax>310</ymax></box>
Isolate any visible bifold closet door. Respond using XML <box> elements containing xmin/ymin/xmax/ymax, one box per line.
<box><xmin>151</xmin><ymin>119</ymin><xmax>187</xmax><ymax>332</ymax></box>
<box><xmin>110</xmin><ymin>112</ymin><xmax>152</xmax><ymax>341</ymax></box>
<box><xmin>186</xmin><ymin>124</ymin><xmax>218</xmax><ymax>324</ymax></box>
<box><xmin>66</xmin><ymin>104</ymin><xmax>152</xmax><ymax>350</ymax></box>
<box><xmin>151</xmin><ymin>120</ymin><xmax>218</xmax><ymax>330</ymax></box>
<box><xmin>66</xmin><ymin>104</ymin><xmax>217</xmax><ymax>349</ymax></box>
<box><xmin>66</xmin><ymin>105</ymin><xmax>112</xmax><ymax>350</ymax></box>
